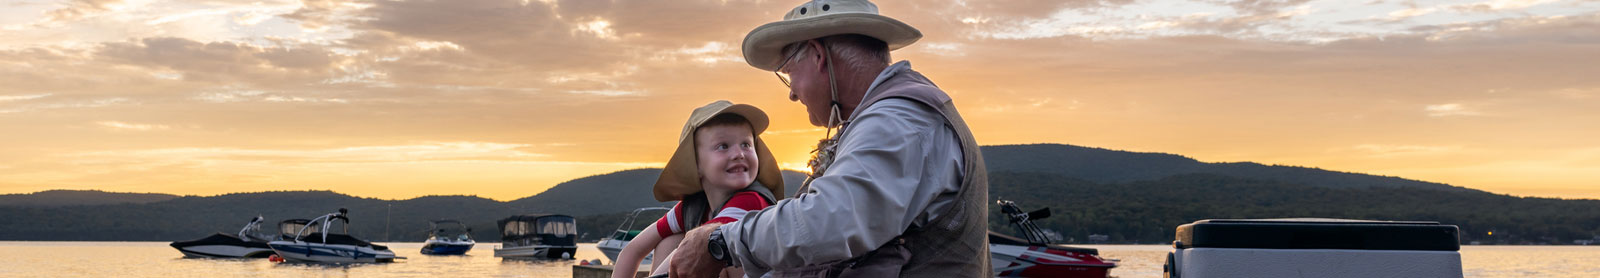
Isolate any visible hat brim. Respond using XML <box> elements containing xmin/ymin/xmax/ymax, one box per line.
<box><xmin>743</xmin><ymin>13</ymin><xmax>922</xmax><ymax>71</ymax></box>
<box><xmin>653</xmin><ymin>105</ymin><xmax>785</xmax><ymax>202</ymax></box>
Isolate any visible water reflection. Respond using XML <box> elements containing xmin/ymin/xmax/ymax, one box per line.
<box><xmin>1</xmin><ymin>242</ymin><xmax>1595</xmax><ymax>277</ymax></box>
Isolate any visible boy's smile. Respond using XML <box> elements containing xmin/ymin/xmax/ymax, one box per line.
<box><xmin>695</xmin><ymin>123</ymin><xmax>760</xmax><ymax>192</ymax></box>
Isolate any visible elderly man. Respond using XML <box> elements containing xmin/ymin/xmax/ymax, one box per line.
<box><xmin>668</xmin><ymin>0</ymin><xmax>989</xmax><ymax>277</ymax></box>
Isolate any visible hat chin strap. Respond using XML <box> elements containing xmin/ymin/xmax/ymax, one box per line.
<box><xmin>803</xmin><ymin>44</ymin><xmax>847</xmax><ymax>192</ymax></box>
<box><xmin>824</xmin><ymin>43</ymin><xmax>845</xmax><ymax>130</ymax></box>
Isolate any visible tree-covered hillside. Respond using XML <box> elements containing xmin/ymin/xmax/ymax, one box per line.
<box><xmin>2</xmin><ymin>144</ymin><xmax>1595</xmax><ymax>244</ymax></box>
<box><xmin>989</xmin><ymin>172</ymin><xmax>1600</xmax><ymax>244</ymax></box>
<box><xmin>983</xmin><ymin>144</ymin><xmax>1469</xmax><ymax>192</ymax></box>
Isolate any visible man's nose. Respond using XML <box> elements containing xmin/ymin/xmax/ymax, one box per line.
<box><xmin>789</xmin><ymin>89</ymin><xmax>799</xmax><ymax>102</ymax></box>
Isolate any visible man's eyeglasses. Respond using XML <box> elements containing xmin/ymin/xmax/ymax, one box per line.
<box><xmin>774</xmin><ymin>43</ymin><xmax>807</xmax><ymax>88</ymax></box>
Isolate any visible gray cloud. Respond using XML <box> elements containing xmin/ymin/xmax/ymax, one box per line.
<box><xmin>41</xmin><ymin>0</ymin><xmax>125</xmax><ymax>24</ymax></box>
<box><xmin>4</xmin><ymin>0</ymin><xmax>1599</xmax><ymax>199</ymax></box>
<box><xmin>96</xmin><ymin>37</ymin><xmax>343</xmax><ymax>86</ymax></box>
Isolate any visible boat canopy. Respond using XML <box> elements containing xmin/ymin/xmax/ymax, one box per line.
<box><xmin>497</xmin><ymin>214</ymin><xmax>576</xmax><ymax>246</ymax></box>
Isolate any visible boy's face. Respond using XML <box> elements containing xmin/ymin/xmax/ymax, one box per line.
<box><xmin>695</xmin><ymin>123</ymin><xmax>760</xmax><ymax>193</ymax></box>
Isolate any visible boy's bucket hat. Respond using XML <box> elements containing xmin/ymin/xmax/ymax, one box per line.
<box><xmin>653</xmin><ymin>100</ymin><xmax>785</xmax><ymax>202</ymax></box>
<box><xmin>742</xmin><ymin>0</ymin><xmax>923</xmax><ymax>71</ymax></box>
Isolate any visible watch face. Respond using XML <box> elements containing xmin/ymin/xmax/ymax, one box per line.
<box><xmin>708</xmin><ymin>231</ymin><xmax>730</xmax><ymax>263</ymax></box>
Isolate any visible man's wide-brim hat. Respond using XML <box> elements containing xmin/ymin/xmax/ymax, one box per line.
<box><xmin>653</xmin><ymin>100</ymin><xmax>785</xmax><ymax>202</ymax></box>
<box><xmin>742</xmin><ymin>0</ymin><xmax>922</xmax><ymax>71</ymax></box>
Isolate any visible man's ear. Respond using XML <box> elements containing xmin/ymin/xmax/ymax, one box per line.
<box><xmin>805</xmin><ymin>39</ymin><xmax>827</xmax><ymax>72</ymax></box>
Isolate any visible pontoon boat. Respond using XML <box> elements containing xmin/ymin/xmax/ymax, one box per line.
<box><xmin>493</xmin><ymin>214</ymin><xmax>578</xmax><ymax>259</ymax></box>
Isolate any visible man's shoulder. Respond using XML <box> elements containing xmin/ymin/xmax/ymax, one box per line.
<box><xmin>855</xmin><ymin>98</ymin><xmax>946</xmax><ymax>131</ymax></box>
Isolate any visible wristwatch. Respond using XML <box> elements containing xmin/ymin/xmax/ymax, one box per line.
<box><xmin>707</xmin><ymin>228</ymin><xmax>733</xmax><ymax>266</ymax></box>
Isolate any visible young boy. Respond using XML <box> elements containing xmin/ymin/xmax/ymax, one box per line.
<box><xmin>613</xmin><ymin>100</ymin><xmax>785</xmax><ymax>278</ymax></box>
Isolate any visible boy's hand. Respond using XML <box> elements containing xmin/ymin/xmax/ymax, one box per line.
<box><xmin>668</xmin><ymin>223</ymin><xmax>725</xmax><ymax>278</ymax></box>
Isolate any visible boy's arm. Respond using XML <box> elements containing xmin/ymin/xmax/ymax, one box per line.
<box><xmin>613</xmin><ymin>222</ymin><xmax>665</xmax><ymax>278</ymax></box>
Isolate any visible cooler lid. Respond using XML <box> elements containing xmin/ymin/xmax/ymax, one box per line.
<box><xmin>1175</xmin><ymin>218</ymin><xmax>1460</xmax><ymax>251</ymax></box>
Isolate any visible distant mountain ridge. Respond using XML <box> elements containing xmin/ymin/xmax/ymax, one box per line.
<box><xmin>1</xmin><ymin>143</ymin><xmax>1594</xmax><ymax>244</ymax></box>
<box><xmin>1</xmin><ymin>143</ymin><xmax>1475</xmax><ymax>209</ymax></box>
<box><xmin>982</xmin><ymin>144</ymin><xmax>1470</xmax><ymax>192</ymax></box>
<box><xmin>0</xmin><ymin>190</ymin><xmax>179</xmax><ymax>207</ymax></box>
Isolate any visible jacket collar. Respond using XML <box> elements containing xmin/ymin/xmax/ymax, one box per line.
<box><xmin>849</xmin><ymin>60</ymin><xmax>914</xmax><ymax>119</ymax></box>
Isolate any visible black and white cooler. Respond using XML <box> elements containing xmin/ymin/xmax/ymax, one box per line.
<box><xmin>1163</xmin><ymin>218</ymin><xmax>1463</xmax><ymax>278</ymax></box>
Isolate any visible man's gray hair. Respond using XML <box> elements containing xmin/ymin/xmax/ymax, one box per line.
<box><xmin>785</xmin><ymin>34</ymin><xmax>891</xmax><ymax>74</ymax></box>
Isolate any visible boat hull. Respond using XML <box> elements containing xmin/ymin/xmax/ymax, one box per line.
<box><xmin>596</xmin><ymin>239</ymin><xmax>625</xmax><ymax>262</ymax></box>
<box><xmin>494</xmin><ymin>245</ymin><xmax>577</xmax><ymax>259</ymax></box>
<box><xmin>596</xmin><ymin>239</ymin><xmax>654</xmax><ymax>265</ymax></box>
<box><xmin>268</xmin><ymin>241</ymin><xmax>397</xmax><ymax>263</ymax></box>
<box><xmin>173</xmin><ymin>244</ymin><xmax>276</xmax><ymax>258</ymax></box>
<box><xmin>991</xmin><ymin>244</ymin><xmax>1116</xmax><ymax>278</ymax></box>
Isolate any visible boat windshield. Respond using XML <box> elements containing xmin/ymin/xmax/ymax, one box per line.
<box><xmin>613</xmin><ymin>230</ymin><xmax>643</xmax><ymax>241</ymax></box>
<box><xmin>608</xmin><ymin>207</ymin><xmax>668</xmax><ymax>241</ymax></box>
<box><xmin>431</xmin><ymin>220</ymin><xmax>470</xmax><ymax>240</ymax></box>
<box><xmin>278</xmin><ymin>219</ymin><xmax>320</xmax><ymax>238</ymax></box>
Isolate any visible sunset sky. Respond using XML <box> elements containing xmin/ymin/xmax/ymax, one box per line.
<box><xmin>1</xmin><ymin>0</ymin><xmax>1596</xmax><ymax>201</ymax></box>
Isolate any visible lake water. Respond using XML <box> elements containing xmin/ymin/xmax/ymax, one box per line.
<box><xmin>0</xmin><ymin>242</ymin><xmax>1594</xmax><ymax>277</ymax></box>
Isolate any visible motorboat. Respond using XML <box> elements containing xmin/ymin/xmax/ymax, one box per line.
<box><xmin>267</xmin><ymin>208</ymin><xmax>401</xmax><ymax>263</ymax></box>
<box><xmin>493</xmin><ymin>214</ymin><xmax>578</xmax><ymax>259</ymax></box>
<box><xmin>990</xmin><ymin>200</ymin><xmax>1118</xmax><ymax>277</ymax></box>
<box><xmin>420</xmin><ymin>219</ymin><xmax>475</xmax><ymax>255</ymax></box>
<box><xmin>596</xmin><ymin>207</ymin><xmax>669</xmax><ymax>263</ymax></box>
<box><xmin>169</xmin><ymin>216</ymin><xmax>275</xmax><ymax>258</ymax></box>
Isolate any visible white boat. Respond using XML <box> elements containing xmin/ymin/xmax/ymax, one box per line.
<box><xmin>493</xmin><ymin>214</ymin><xmax>578</xmax><ymax>259</ymax></box>
<box><xmin>268</xmin><ymin>208</ymin><xmax>401</xmax><ymax>263</ymax></box>
<box><xmin>1164</xmin><ymin>218</ymin><xmax>1463</xmax><ymax>278</ymax></box>
<box><xmin>169</xmin><ymin>216</ymin><xmax>275</xmax><ymax>258</ymax></box>
<box><xmin>596</xmin><ymin>207</ymin><xmax>669</xmax><ymax>264</ymax></box>
<box><xmin>420</xmin><ymin>219</ymin><xmax>475</xmax><ymax>255</ymax></box>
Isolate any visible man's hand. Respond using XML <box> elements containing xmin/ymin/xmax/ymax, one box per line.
<box><xmin>668</xmin><ymin>223</ymin><xmax>726</xmax><ymax>278</ymax></box>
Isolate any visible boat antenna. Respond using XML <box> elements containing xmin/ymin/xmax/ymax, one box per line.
<box><xmin>385</xmin><ymin>204</ymin><xmax>392</xmax><ymax>242</ymax></box>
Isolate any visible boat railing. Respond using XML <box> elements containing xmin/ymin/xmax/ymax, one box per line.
<box><xmin>238</xmin><ymin>215</ymin><xmax>265</xmax><ymax>240</ymax></box>
<box><xmin>996</xmin><ymin>199</ymin><xmax>1055</xmax><ymax>245</ymax></box>
<box><xmin>293</xmin><ymin>208</ymin><xmax>350</xmax><ymax>244</ymax></box>
<box><xmin>608</xmin><ymin>207</ymin><xmax>669</xmax><ymax>240</ymax></box>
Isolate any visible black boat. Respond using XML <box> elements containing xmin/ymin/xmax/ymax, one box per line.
<box><xmin>169</xmin><ymin>216</ymin><xmax>275</xmax><ymax>258</ymax></box>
